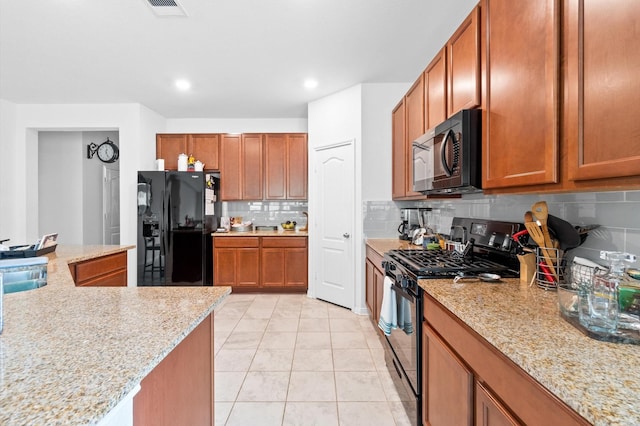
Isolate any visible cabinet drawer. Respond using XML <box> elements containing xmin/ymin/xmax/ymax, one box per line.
<box><xmin>366</xmin><ymin>246</ymin><xmax>384</xmax><ymax>272</ymax></box>
<box><xmin>214</xmin><ymin>237</ymin><xmax>260</xmax><ymax>248</ymax></box>
<box><xmin>262</xmin><ymin>237</ymin><xmax>307</xmax><ymax>248</ymax></box>
<box><xmin>76</xmin><ymin>270</ymin><xmax>127</xmax><ymax>287</ymax></box>
<box><xmin>72</xmin><ymin>252</ymin><xmax>127</xmax><ymax>284</ymax></box>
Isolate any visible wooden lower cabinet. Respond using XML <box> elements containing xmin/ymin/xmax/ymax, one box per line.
<box><xmin>213</xmin><ymin>237</ymin><xmax>260</xmax><ymax>287</ymax></box>
<box><xmin>261</xmin><ymin>237</ymin><xmax>307</xmax><ymax>290</ymax></box>
<box><xmin>68</xmin><ymin>251</ymin><xmax>127</xmax><ymax>287</ymax></box>
<box><xmin>134</xmin><ymin>313</ymin><xmax>214</xmax><ymax>426</ymax></box>
<box><xmin>475</xmin><ymin>381</ymin><xmax>519</xmax><ymax>426</ymax></box>
<box><xmin>422</xmin><ymin>324</ymin><xmax>473</xmax><ymax>426</ymax></box>
<box><xmin>423</xmin><ymin>294</ymin><xmax>589</xmax><ymax>425</ymax></box>
<box><xmin>214</xmin><ymin>236</ymin><xmax>307</xmax><ymax>292</ymax></box>
<box><xmin>365</xmin><ymin>246</ymin><xmax>385</xmax><ymax>328</ymax></box>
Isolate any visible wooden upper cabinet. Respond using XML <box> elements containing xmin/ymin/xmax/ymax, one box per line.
<box><xmin>286</xmin><ymin>134</ymin><xmax>308</xmax><ymax>199</ymax></box>
<box><xmin>242</xmin><ymin>134</ymin><xmax>263</xmax><ymax>200</ymax></box>
<box><xmin>447</xmin><ymin>6</ymin><xmax>481</xmax><ymax>116</ymax></box>
<box><xmin>392</xmin><ymin>100</ymin><xmax>407</xmax><ymax>200</ymax></box>
<box><xmin>424</xmin><ymin>48</ymin><xmax>448</xmax><ymax>131</ymax></box>
<box><xmin>188</xmin><ymin>134</ymin><xmax>220</xmax><ymax>171</ymax></box>
<box><xmin>483</xmin><ymin>0</ymin><xmax>560</xmax><ymax>189</ymax></box>
<box><xmin>392</xmin><ymin>81</ymin><xmax>426</xmax><ymax>201</ymax></box>
<box><xmin>566</xmin><ymin>0</ymin><xmax>640</xmax><ymax>181</ymax></box>
<box><xmin>264</xmin><ymin>134</ymin><xmax>308</xmax><ymax>200</ymax></box>
<box><xmin>156</xmin><ymin>134</ymin><xmax>188</xmax><ymax>170</ymax></box>
<box><xmin>220</xmin><ymin>134</ymin><xmax>242</xmax><ymax>200</ymax></box>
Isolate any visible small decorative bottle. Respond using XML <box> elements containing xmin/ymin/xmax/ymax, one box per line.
<box><xmin>580</xmin><ymin>251</ymin><xmax>636</xmax><ymax>333</ymax></box>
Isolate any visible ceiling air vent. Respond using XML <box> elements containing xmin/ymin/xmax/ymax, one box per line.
<box><xmin>145</xmin><ymin>0</ymin><xmax>188</xmax><ymax>17</ymax></box>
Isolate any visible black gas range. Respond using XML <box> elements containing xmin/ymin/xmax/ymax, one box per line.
<box><xmin>383</xmin><ymin>217</ymin><xmax>522</xmax><ymax>290</ymax></box>
<box><xmin>380</xmin><ymin>218</ymin><xmax>523</xmax><ymax>426</ymax></box>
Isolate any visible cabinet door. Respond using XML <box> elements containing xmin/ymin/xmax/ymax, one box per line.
<box><xmin>392</xmin><ymin>100</ymin><xmax>407</xmax><ymax>200</ymax></box>
<box><xmin>188</xmin><ymin>134</ymin><xmax>220</xmax><ymax>171</ymax></box>
<box><xmin>475</xmin><ymin>381</ymin><xmax>520</xmax><ymax>426</ymax></box>
<box><xmin>286</xmin><ymin>134</ymin><xmax>308</xmax><ymax>200</ymax></box>
<box><xmin>156</xmin><ymin>134</ymin><xmax>188</xmax><ymax>170</ymax></box>
<box><xmin>262</xmin><ymin>248</ymin><xmax>285</xmax><ymax>287</ymax></box>
<box><xmin>483</xmin><ymin>0</ymin><xmax>560</xmax><ymax>189</ymax></box>
<box><xmin>424</xmin><ymin>48</ymin><xmax>447</xmax><ymax>131</ymax></box>
<box><xmin>242</xmin><ymin>134</ymin><xmax>263</xmax><ymax>200</ymax></box>
<box><xmin>404</xmin><ymin>76</ymin><xmax>426</xmax><ymax>199</ymax></box>
<box><xmin>264</xmin><ymin>134</ymin><xmax>287</xmax><ymax>199</ymax></box>
<box><xmin>373</xmin><ymin>265</ymin><xmax>384</xmax><ymax>326</ymax></box>
<box><xmin>214</xmin><ymin>248</ymin><xmax>238</xmax><ymax>286</ymax></box>
<box><xmin>365</xmin><ymin>260</ymin><xmax>375</xmax><ymax>318</ymax></box>
<box><xmin>220</xmin><ymin>134</ymin><xmax>242</xmax><ymax>200</ymax></box>
<box><xmin>447</xmin><ymin>6</ymin><xmax>480</xmax><ymax>116</ymax></box>
<box><xmin>566</xmin><ymin>0</ymin><xmax>640</xmax><ymax>181</ymax></box>
<box><xmin>237</xmin><ymin>248</ymin><xmax>260</xmax><ymax>287</ymax></box>
<box><xmin>423</xmin><ymin>324</ymin><xmax>473</xmax><ymax>426</ymax></box>
<box><xmin>285</xmin><ymin>247</ymin><xmax>307</xmax><ymax>288</ymax></box>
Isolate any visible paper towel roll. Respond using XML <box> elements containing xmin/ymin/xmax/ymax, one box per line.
<box><xmin>156</xmin><ymin>159</ymin><xmax>165</xmax><ymax>171</ymax></box>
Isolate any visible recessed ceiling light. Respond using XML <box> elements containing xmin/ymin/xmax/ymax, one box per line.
<box><xmin>175</xmin><ymin>79</ymin><xmax>191</xmax><ymax>91</ymax></box>
<box><xmin>304</xmin><ymin>79</ymin><xmax>318</xmax><ymax>89</ymax></box>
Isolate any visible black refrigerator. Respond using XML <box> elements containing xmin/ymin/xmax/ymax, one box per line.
<box><xmin>137</xmin><ymin>171</ymin><xmax>220</xmax><ymax>286</ymax></box>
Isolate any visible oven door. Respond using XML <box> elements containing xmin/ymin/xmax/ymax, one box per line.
<box><xmin>386</xmin><ymin>284</ymin><xmax>421</xmax><ymax>395</ymax></box>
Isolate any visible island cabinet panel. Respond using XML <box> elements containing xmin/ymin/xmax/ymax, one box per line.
<box><xmin>424</xmin><ymin>47</ymin><xmax>447</xmax><ymax>131</ymax></box>
<box><xmin>482</xmin><ymin>0</ymin><xmax>560</xmax><ymax>189</ymax></box>
<box><xmin>566</xmin><ymin>0</ymin><xmax>640</xmax><ymax>181</ymax></box>
<box><xmin>156</xmin><ymin>134</ymin><xmax>188</xmax><ymax>171</ymax></box>
<box><xmin>422</xmin><ymin>324</ymin><xmax>473</xmax><ymax>426</ymax></box>
<box><xmin>188</xmin><ymin>134</ymin><xmax>220</xmax><ymax>171</ymax></box>
<box><xmin>264</xmin><ymin>134</ymin><xmax>308</xmax><ymax>200</ymax></box>
<box><xmin>69</xmin><ymin>251</ymin><xmax>127</xmax><ymax>287</ymax></box>
<box><xmin>423</xmin><ymin>294</ymin><xmax>589</xmax><ymax>425</ymax></box>
<box><xmin>447</xmin><ymin>5</ymin><xmax>480</xmax><ymax>117</ymax></box>
<box><xmin>475</xmin><ymin>381</ymin><xmax>520</xmax><ymax>426</ymax></box>
<box><xmin>134</xmin><ymin>313</ymin><xmax>214</xmax><ymax>426</ymax></box>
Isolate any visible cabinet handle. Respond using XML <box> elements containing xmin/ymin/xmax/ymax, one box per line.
<box><xmin>343</xmin><ymin>233</ymin><xmax>350</xmax><ymax>239</ymax></box>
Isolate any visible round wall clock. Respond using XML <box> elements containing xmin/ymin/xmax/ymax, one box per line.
<box><xmin>87</xmin><ymin>138</ymin><xmax>120</xmax><ymax>163</ymax></box>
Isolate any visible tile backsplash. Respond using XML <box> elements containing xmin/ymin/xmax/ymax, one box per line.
<box><xmin>363</xmin><ymin>191</ymin><xmax>640</xmax><ymax>263</ymax></box>
<box><xmin>224</xmin><ymin>201</ymin><xmax>308</xmax><ymax>228</ymax></box>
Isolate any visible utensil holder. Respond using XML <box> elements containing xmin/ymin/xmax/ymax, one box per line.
<box><xmin>536</xmin><ymin>247</ymin><xmax>564</xmax><ymax>290</ymax></box>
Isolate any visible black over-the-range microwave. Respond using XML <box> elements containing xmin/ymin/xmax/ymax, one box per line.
<box><xmin>412</xmin><ymin>109</ymin><xmax>481</xmax><ymax>195</ymax></box>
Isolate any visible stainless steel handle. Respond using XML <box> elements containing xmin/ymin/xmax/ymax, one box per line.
<box><xmin>343</xmin><ymin>233</ymin><xmax>350</xmax><ymax>239</ymax></box>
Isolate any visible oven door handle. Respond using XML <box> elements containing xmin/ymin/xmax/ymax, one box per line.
<box><xmin>391</xmin><ymin>284</ymin><xmax>416</xmax><ymax>303</ymax></box>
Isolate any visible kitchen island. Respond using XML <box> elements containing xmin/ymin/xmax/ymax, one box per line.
<box><xmin>0</xmin><ymin>245</ymin><xmax>230</xmax><ymax>425</ymax></box>
<box><xmin>367</xmin><ymin>239</ymin><xmax>640</xmax><ymax>425</ymax></box>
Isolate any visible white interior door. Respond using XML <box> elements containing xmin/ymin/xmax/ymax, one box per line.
<box><xmin>103</xmin><ymin>166</ymin><xmax>120</xmax><ymax>244</ymax></box>
<box><xmin>313</xmin><ymin>141</ymin><xmax>355</xmax><ymax>309</ymax></box>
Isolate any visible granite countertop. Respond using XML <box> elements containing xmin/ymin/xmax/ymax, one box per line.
<box><xmin>365</xmin><ymin>238</ymin><xmax>423</xmax><ymax>254</ymax></box>
<box><xmin>0</xmin><ymin>245</ymin><xmax>231</xmax><ymax>425</ymax></box>
<box><xmin>366</xmin><ymin>239</ymin><xmax>640</xmax><ymax>425</ymax></box>
<box><xmin>213</xmin><ymin>229</ymin><xmax>308</xmax><ymax>237</ymax></box>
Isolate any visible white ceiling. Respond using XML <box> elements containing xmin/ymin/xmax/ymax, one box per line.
<box><xmin>0</xmin><ymin>0</ymin><xmax>478</xmax><ymax>119</ymax></box>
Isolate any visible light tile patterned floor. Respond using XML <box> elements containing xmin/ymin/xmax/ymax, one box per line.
<box><xmin>213</xmin><ymin>293</ymin><xmax>412</xmax><ymax>426</ymax></box>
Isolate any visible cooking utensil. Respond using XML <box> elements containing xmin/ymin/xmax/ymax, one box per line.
<box><xmin>532</xmin><ymin>201</ymin><xmax>553</xmax><ymax>249</ymax></box>
<box><xmin>547</xmin><ymin>214</ymin><xmax>581</xmax><ymax>250</ymax></box>
<box><xmin>524</xmin><ymin>211</ymin><xmax>557</xmax><ymax>276</ymax></box>
<box><xmin>453</xmin><ymin>272</ymin><xmax>502</xmax><ymax>283</ymax></box>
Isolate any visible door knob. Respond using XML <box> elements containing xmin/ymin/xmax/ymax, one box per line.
<box><xmin>343</xmin><ymin>233</ymin><xmax>350</xmax><ymax>239</ymax></box>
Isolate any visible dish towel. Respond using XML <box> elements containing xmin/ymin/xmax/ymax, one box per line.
<box><xmin>397</xmin><ymin>297</ymin><xmax>414</xmax><ymax>335</ymax></box>
<box><xmin>378</xmin><ymin>276</ymin><xmax>398</xmax><ymax>336</ymax></box>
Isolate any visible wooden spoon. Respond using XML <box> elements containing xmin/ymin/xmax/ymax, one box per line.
<box><xmin>532</xmin><ymin>201</ymin><xmax>553</xmax><ymax>249</ymax></box>
<box><xmin>524</xmin><ymin>211</ymin><xmax>557</xmax><ymax>277</ymax></box>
